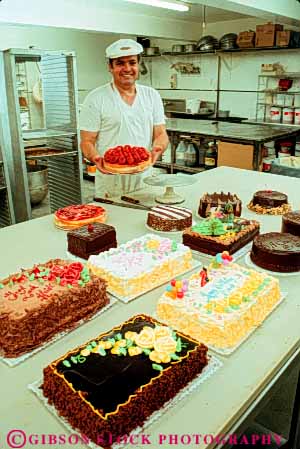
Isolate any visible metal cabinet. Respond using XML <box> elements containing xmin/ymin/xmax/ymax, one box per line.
<box><xmin>0</xmin><ymin>48</ymin><xmax>83</xmax><ymax>223</ymax></box>
<box><xmin>0</xmin><ymin>120</ymin><xmax>15</xmax><ymax>227</ymax></box>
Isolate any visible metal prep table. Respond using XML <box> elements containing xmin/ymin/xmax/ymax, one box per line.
<box><xmin>166</xmin><ymin>118</ymin><xmax>300</xmax><ymax>171</ymax></box>
<box><xmin>0</xmin><ymin>167</ymin><xmax>300</xmax><ymax>449</ymax></box>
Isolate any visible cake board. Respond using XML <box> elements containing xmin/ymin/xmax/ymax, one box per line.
<box><xmin>0</xmin><ymin>299</ymin><xmax>117</xmax><ymax>367</ymax></box>
<box><xmin>28</xmin><ymin>354</ymin><xmax>222</xmax><ymax>449</ymax></box>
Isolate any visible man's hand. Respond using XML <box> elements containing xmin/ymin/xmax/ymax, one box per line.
<box><xmin>92</xmin><ymin>155</ymin><xmax>114</xmax><ymax>175</ymax></box>
<box><xmin>151</xmin><ymin>146</ymin><xmax>163</xmax><ymax>164</ymax></box>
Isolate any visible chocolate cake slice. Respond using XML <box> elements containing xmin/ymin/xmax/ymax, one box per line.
<box><xmin>67</xmin><ymin>223</ymin><xmax>117</xmax><ymax>260</ymax></box>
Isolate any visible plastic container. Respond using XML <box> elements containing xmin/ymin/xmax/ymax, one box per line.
<box><xmin>282</xmin><ymin>107</ymin><xmax>294</xmax><ymax>124</ymax></box>
<box><xmin>175</xmin><ymin>140</ymin><xmax>187</xmax><ymax>166</ymax></box>
<box><xmin>270</xmin><ymin>106</ymin><xmax>282</xmax><ymax>123</ymax></box>
<box><xmin>184</xmin><ymin>143</ymin><xmax>197</xmax><ymax>167</ymax></box>
<box><xmin>279</xmin><ymin>141</ymin><xmax>293</xmax><ymax>155</ymax></box>
<box><xmin>262</xmin><ymin>157</ymin><xmax>275</xmax><ymax>172</ymax></box>
<box><xmin>294</xmin><ymin>108</ymin><xmax>300</xmax><ymax>125</ymax></box>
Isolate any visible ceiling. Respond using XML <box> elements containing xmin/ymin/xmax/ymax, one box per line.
<box><xmin>100</xmin><ymin>0</ymin><xmax>251</xmax><ymax>23</ymax></box>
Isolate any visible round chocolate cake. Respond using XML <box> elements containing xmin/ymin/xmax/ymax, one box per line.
<box><xmin>198</xmin><ymin>192</ymin><xmax>242</xmax><ymax>218</ymax></box>
<box><xmin>248</xmin><ymin>190</ymin><xmax>291</xmax><ymax>215</ymax></box>
<box><xmin>252</xmin><ymin>190</ymin><xmax>288</xmax><ymax>208</ymax></box>
<box><xmin>147</xmin><ymin>205</ymin><xmax>192</xmax><ymax>232</ymax></box>
<box><xmin>250</xmin><ymin>232</ymin><xmax>300</xmax><ymax>272</ymax></box>
<box><xmin>282</xmin><ymin>211</ymin><xmax>300</xmax><ymax>236</ymax></box>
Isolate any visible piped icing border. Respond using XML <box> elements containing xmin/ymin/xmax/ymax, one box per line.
<box><xmin>49</xmin><ymin>314</ymin><xmax>201</xmax><ymax>420</ymax></box>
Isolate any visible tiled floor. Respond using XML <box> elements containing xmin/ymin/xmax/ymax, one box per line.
<box><xmin>31</xmin><ymin>177</ymin><xmax>299</xmax><ymax>442</ymax></box>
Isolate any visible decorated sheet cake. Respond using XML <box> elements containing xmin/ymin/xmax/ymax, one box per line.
<box><xmin>157</xmin><ymin>252</ymin><xmax>282</xmax><ymax>352</ymax></box>
<box><xmin>0</xmin><ymin>259</ymin><xmax>109</xmax><ymax>358</ymax></box>
<box><xmin>42</xmin><ymin>314</ymin><xmax>208</xmax><ymax>447</ymax></box>
<box><xmin>87</xmin><ymin>234</ymin><xmax>193</xmax><ymax>299</ymax></box>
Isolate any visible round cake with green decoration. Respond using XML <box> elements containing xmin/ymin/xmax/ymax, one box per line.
<box><xmin>182</xmin><ymin>214</ymin><xmax>260</xmax><ymax>256</ymax></box>
<box><xmin>0</xmin><ymin>259</ymin><xmax>109</xmax><ymax>358</ymax></box>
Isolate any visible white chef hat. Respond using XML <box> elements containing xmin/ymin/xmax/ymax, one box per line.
<box><xmin>105</xmin><ymin>39</ymin><xmax>143</xmax><ymax>59</ymax></box>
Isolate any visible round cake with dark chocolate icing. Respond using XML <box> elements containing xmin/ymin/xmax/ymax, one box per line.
<box><xmin>282</xmin><ymin>211</ymin><xmax>300</xmax><ymax>236</ymax></box>
<box><xmin>248</xmin><ymin>190</ymin><xmax>291</xmax><ymax>215</ymax></box>
<box><xmin>250</xmin><ymin>232</ymin><xmax>300</xmax><ymax>272</ymax></box>
<box><xmin>252</xmin><ymin>190</ymin><xmax>287</xmax><ymax>208</ymax></box>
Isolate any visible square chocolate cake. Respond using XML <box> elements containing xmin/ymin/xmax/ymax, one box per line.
<box><xmin>42</xmin><ymin>314</ymin><xmax>208</xmax><ymax>446</ymax></box>
<box><xmin>67</xmin><ymin>223</ymin><xmax>117</xmax><ymax>260</ymax></box>
<box><xmin>183</xmin><ymin>217</ymin><xmax>260</xmax><ymax>256</ymax></box>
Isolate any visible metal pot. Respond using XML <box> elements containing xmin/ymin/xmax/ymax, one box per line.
<box><xmin>172</xmin><ymin>44</ymin><xmax>185</xmax><ymax>53</ymax></box>
<box><xmin>184</xmin><ymin>44</ymin><xmax>197</xmax><ymax>53</ymax></box>
<box><xmin>144</xmin><ymin>47</ymin><xmax>160</xmax><ymax>56</ymax></box>
<box><xmin>26</xmin><ymin>163</ymin><xmax>48</xmax><ymax>205</ymax></box>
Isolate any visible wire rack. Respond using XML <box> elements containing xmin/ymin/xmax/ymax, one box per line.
<box><xmin>0</xmin><ymin>48</ymin><xmax>83</xmax><ymax>222</ymax></box>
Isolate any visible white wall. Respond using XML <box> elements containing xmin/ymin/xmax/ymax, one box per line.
<box><xmin>0</xmin><ymin>24</ymin><xmax>119</xmax><ymax>101</ymax></box>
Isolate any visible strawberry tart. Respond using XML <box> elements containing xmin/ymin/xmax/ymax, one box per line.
<box><xmin>103</xmin><ymin>145</ymin><xmax>152</xmax><ymax>174</ymax></box>
<box><xmin>54</xmin><ymin>204</ymin><xmax>107</xmax><ymax>230</ymax></box>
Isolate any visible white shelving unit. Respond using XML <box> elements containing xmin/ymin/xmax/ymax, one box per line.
<box><xmin>255</xmin><ymin>73</ymin><xmax>300</xmax><ymax>125</ymax></box>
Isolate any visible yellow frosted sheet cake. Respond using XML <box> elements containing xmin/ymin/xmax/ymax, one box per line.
<box><xmin>87</xmin><ymin>234</ymin><xmax>193</xmax><ymax>298</ymax></box>
<box><xmin>157</xmin><ymin>252</ymin><xmax>281</xmax><ymax>351</ymax></box>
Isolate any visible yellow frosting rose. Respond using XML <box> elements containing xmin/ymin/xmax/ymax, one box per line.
<box><xmin>154</xmin><ymin>336</ymin><xmax>177</xmax><ymax>354</ymax></box>
<box><xmin>135</xmin><ymin>327</ymin><xmax>155</xmax><ymax>349</ymax></box>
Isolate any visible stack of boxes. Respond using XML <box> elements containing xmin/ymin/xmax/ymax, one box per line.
<box><xmin>236</xmin><ymin>23</ymin><xmax>300</xmax><ymax>49</ymax></box>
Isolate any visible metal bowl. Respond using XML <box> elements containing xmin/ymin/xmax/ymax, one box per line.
<box><xmin>26</xmin><ymin>164</ymin><xmax>48</xmax><ymax>205</ymax></box>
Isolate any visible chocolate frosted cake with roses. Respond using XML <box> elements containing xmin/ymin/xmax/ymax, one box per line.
<box><xmin>198</xmin><ymin>192</ymin><xmax>242</xmax><ymax>218</ymax></box>
<box><xmin>282</xmin><ymin>211</ymin><xmax>300</xmax><ymax>236</ymax></box>
<box><xmin>67</xmin><ymin>223</ymin><xmax>117</xmax><ymax>260</ymax></box>
<box><xmin>147</xmin><ymin>205</ymin><xmax>192</xmax><ymax>232</ymax></box>
<box><xmin>250</xmin><ymin>232</ymin><xmax>300</xmax><ymax>272</ymax></box>
<box><xmin>248</xmin><ymin>190</ymin><xmax>291</xmax><ymax>215</ymax></box>
<box><xmin>0</xmin><ymin>259</ymin><xmax>109</xmax><ymax>358</ymax></box>
<box><xmin>42</xmin><ymin>314</ymin><xmax>208</xmax><ymax>447</ymax></box>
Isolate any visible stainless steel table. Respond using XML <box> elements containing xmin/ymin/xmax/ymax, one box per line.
<box><xmin>0</xmin><ymin>167</ymin><xmax>300</xmax><ymax>449</ymax></box>
<box><xmin>166</xmin><ymin>118</ymin><xmax>300</xmax><ymax>170</ymax></box>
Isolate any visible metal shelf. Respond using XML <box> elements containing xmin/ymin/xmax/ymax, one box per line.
<box><xmin>259</xmin><ymin>72</ymin><xmax>300</xmax><ymax>78</ymax></box>
<box><xmin>22</xmin><ymin>129</ymin><xmax>76</xmax><ymax>141</ymax></box>
<box><xmin>163</xmin><ymin>50</ymin><xmax>216</xmax><ymax>56</ymax></box>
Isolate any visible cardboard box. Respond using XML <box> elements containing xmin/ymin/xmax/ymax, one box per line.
<box><xmin>276</xmin><ymin>30</ymin><xmax>291</xmax><ymax>47</ymax></box>
<box><xmin>255</xmin><ymin>23</ymin><xmax>283</xmax><ymax>47</ymax></box>
<box><xmin>217</xmin><ymin>141</ymin><xmax>262</xmax><ymax>171</ymax></box>
<box><xmin>237</xmin><ymin>31</ymin><xmax>255</xmax><ymax>48</ymax></box>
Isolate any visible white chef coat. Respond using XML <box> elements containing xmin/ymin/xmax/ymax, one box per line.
<box><xmin>80</xmin><ymin>82</ymin><xmax>165</xmax><ymax>197</ymax></box>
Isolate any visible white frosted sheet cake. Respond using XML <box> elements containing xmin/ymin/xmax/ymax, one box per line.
<box><xmin>87</xmin><ymin>234</ymin><xmax>193</xmax><ymax>297</ymax></box>
<box><xmin>157</xmin><ymin>257</ymin><xmax>282</xmax><ymax>352</ymax></box>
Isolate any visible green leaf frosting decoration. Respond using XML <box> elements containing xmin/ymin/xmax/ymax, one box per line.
<box><xmin>152</xmin><ymin>364</ymin><xmax>163</xmax><ymax>371</ymax></box>
<box><xmin>192</xmin><ymin>218</ymin><xmax>226</xmax><ymax>236</ymax></box>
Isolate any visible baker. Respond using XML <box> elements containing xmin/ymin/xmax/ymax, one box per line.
<box><xmin>80</xmin><ymin>38</ymin><xmax>169</xmax><ymax>198</ymax></box>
